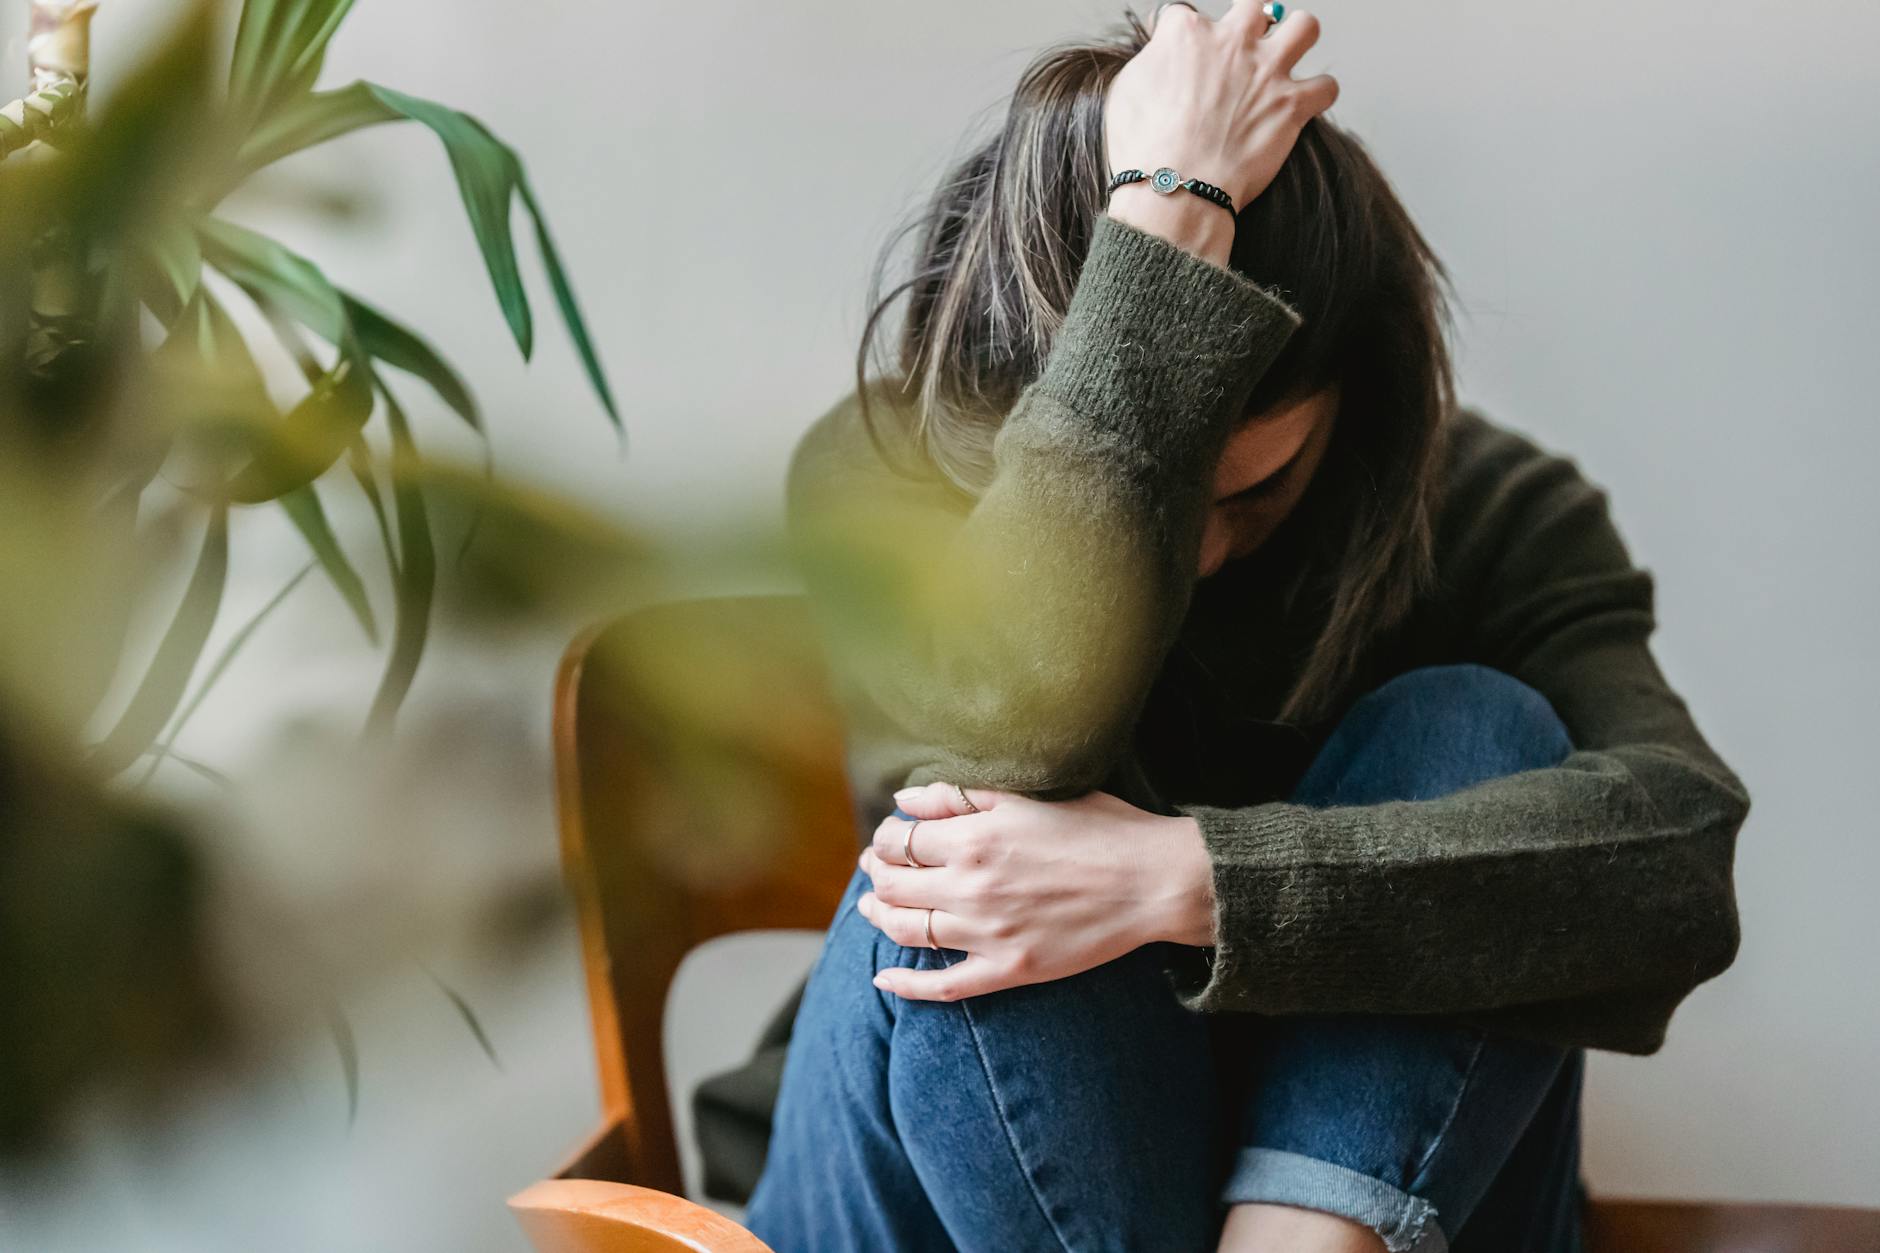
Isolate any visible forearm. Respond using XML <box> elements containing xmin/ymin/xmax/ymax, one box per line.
<box><xmin>1106</xmin><ymin>188</ymin><xmax>1236</xmax><ymax>269</ymax></box>
<box><xmin>792</xmin><ymin>214</ymin><xmax>1301</xmax><ymax>798</ymax></box>
<box><xmin>1173</xmin><ymin>747</ymin><xmax>1745</xmax><ymax>1045</ymax></box>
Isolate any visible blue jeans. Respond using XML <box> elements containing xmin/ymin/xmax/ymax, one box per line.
<box><xmin>746</xmin><ymin>665</ymin><xmax>1586</xmax><ymax>1252</ymax></box>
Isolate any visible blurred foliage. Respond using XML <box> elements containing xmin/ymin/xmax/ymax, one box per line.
<box><xmin>3</xmin><ymin>0</ymin><xmax>618</xmax><ymax>758</ymax></box>
<box><xmin>0</xmin><ymin>0</ymin><xmax>948</xmax><ymax>1168</ymax></box>
<box><xmin>0</xmin><ymin>712</ymin><xmax>224</xmax><ymax>1154</ymax></box>
<box><xmin>0</xmin><ymin>0</ymin><xmax>635</xmax><ymax>1156</ymax></box>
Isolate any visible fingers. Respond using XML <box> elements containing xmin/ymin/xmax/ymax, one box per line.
<box><xmin>874</xmin><ymin>781</ymin><xmax>1005</xmax><ymax>865</ymax></box>
<box><xmin>874</xmin><ymin>956</ymin><xmax>1018</xmax><ymax>1003</ymax></box>
<box><xmin>892</xmin><ymin>780</ymin><xmax>1003</xmax><ymax>820</ymax></box>
<box><xmin>871</xmin><ymin>812</ymin><xmax>966</xmax><ymax>867</ymax></box>
<box><xmin>1220</xmin><ymin>0</ymin><xmax>1272</xmax><ymax>39</ymax></box>
<box><xmin>858</xmin><ymin>847</ymin><xmax>956</xmax><ymax>910</ymax></box>
<box><xmin>1261</xmin><ymin>8</ymin><xmax>1321</xmax><ymax>74</ymax></box>
<box><xmin>856</xmin><ymin>891</ymin><xmax>971</xmax><ymax>952</ymax></box>
<box><xmin>1292</xmin><ymin>71</ymin><xmax>1339</xmax><ymax>117</ymax></box>
<box><xmin>1149</xmin><ymin>1</ymin><xmax>1203</xmax><ymax>36</ymax></box>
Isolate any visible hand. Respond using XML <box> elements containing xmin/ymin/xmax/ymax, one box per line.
<box><xmin>1105</xmin><ymin>2</ymin><xmax>1337</xmax><ymax>215</ymax></box>
<box><xmin>854</xmin><ymin>781</ymin><xmax>1216</xmax><ymax>1001</ymax></box>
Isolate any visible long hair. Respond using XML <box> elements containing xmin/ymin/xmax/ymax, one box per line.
<box><xmin>852</xmin><ymin>9</ymin><xmax>1456</xmax><ymax>723</ymax></box>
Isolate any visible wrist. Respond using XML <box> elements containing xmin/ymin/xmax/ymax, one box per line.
<box><xmin>1148</xmin><ymin>814</ymin><xmax>1218</xmax><ymax>947</ymax></box>
<box><xmin>1103</xmin><ymin>189</ymin><xmax>1236</xmax><ymax>269</ymax></box>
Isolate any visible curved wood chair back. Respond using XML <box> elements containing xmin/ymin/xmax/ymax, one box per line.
<box><xmin>516</xmin><ymin>595</ymin><xmax>1880</xmax><ymax>1253</ymax></box>
<box><xmin>545</xmin><ymin>596</ymin><xmax>856</xmax><ymax>1196</ymax></box>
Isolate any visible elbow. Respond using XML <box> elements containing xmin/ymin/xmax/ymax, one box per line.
<box><xmin>1679</xmin><ymin>887</ymin><xmax>1741</xmax><ymax>993</ymax></box>
<box><xmin>918</xmin><ymin>715</ymin><xmax>1121</xmax><ymax>798</ymax></box>
<box><xmin>1597</xmin><ymin>904</ymin><xmax>1737</xmax><ymax>1058</ymax></box>
<box><xmin>1662</xmin><ymin>826</ymin><xmax>1744</xmax><ymax>996</ymax></box>
<box><xmin>907</xmin><ymin>666</ymin><xmax>1142</xmax><ymax>797</ymax></box>
<box><xmin>1631</xmin><ymin>826</ymin><xmax>1742</xmax><ymax>1046</ymax></box>
<box><xmin>1688</xmin><ymin>772</ymin><xmax>1749</xmax><ymax>986</ymax></box>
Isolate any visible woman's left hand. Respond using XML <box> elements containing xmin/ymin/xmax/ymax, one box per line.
<box><xmin>855</xmin><ymin>781</ymin><xmax>1216</xmax><ymax>1001</ymax></box>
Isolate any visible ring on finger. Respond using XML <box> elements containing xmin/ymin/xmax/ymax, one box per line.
<box><xmin>1262</xmin><ymin>1</ymin><xmax>1285</xmax><ymax>23</ymax></box>
<box><xmin>952</xmin><ymin>783</ymin><xmax>980</xmax><ymax>814</ymax></box>
<box><xmin>904</xmin><ymin>819</ymin><xmax>927</xmax><ymax>869</ymax></box>
<box><xmin>924</xmin><ymin>906</ymin><xmax>939</xmax><ymax>951</ymax></box>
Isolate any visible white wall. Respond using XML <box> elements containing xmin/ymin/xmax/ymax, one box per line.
<box><xmin>4</xmin><ymin>1</ymin><xmax>1875</xmax><ymax>1247</ymax></box>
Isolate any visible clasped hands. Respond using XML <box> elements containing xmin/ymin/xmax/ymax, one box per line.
<box><xmin>855</xmin><ymin>782</ymin><xmax>1217</xmax><ymax>1001</ymax></box>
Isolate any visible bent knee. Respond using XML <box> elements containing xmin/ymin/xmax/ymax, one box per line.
<box><xmin>1312</xmin><ymin>665</ymin><xmax>1572</xmax><ymax>805</ymax></box>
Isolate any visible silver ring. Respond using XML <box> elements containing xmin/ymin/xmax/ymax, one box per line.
<box><xmin>953</xmin><ymin>783</ymin><xmax>980</xmax><ymax>814</ymax></box>
<box><xmin>904</xmin><ymin>819</ymin><xmax>927</xmax><ymax>869</ymax></box>
<box><xmin>924</xmin><ymin>907</ymin><xmax>939</xmax><ymax>950</ymax></box>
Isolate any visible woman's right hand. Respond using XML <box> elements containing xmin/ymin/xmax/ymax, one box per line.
<box><xmin>1104</xmin><ymin>2</ymin><xmax>1338</xmax><ymax>260</ymax></box>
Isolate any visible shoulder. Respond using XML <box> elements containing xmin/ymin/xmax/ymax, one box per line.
<box><xmin>1434</xmin><ymin>405</ymin><xmax>1651</xmax><ymax>613</ymax></box>
<box><xmin>1441</xmin><ymin>406</ymin><xmax>1610</xmax><ymax>517</ymax></box>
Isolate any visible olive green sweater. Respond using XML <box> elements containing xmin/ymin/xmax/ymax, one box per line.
<box><xmin>693</xmin><ymin>212</ymin><xmax>1748</xmax><ymax>1202</ymax></box>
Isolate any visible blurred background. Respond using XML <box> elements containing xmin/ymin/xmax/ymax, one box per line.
<box><xmin>0</xmin><ymin>0</ymin><xmax>1874</xmax><ymax>1249</ymax></box>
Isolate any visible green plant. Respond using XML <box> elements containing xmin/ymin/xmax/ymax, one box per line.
<box><xmin>2</xmin><ymin>0</ymin><xmax>619</xmax><ymax>772</ymax></box>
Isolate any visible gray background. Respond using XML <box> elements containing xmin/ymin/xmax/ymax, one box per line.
<box><xmin>4</xmin><ymin>1</ymin><xmax>1876</xmax><ymax>1248</ymax></box>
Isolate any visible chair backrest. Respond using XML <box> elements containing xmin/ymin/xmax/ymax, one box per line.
<box><xmin>551</xmin><ymin>596</ymin><xmax>858</xmax><ymax>1196</ymax></box>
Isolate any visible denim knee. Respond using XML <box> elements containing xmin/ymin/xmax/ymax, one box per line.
<box><xmin>1226</xmin><ymin>1014</ymin><xmax>1579</xmax><ymax>1253</ymax></box>
<box><xmin>1296</xmin><ymin>664</ymin><xmax>1573</xmax><ymax>807</ymax></box>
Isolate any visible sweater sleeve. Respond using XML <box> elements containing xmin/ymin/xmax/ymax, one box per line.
<box><xmin>787</xmin><ymin>212</ymin><xmax>1302</xmax><ymax>799</ymax></box>
<box><xmin>1172</xmin><ymin>429</ymin><xmax>1749</xmax><ymax>1055</ymax></box>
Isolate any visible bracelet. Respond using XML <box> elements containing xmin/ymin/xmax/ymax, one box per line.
<box><xmin>1107</xmin><ymin>166</ymin><xmax>1237</xmax><ymax>216</ymax></box>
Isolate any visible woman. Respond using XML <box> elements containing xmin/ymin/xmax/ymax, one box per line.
<box><xmin>710</xmin><ymin>4</ymin><xmax>1748</xmax><ymax>1250</ymax></box>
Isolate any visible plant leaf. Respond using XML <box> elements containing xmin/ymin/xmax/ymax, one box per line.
<box><xmin>232</xmin><ymin>79</ymin><xmax>398</xmax><ymax>179</ymax></box>
<box><xmin>140</xmin><ymin>746</ymin><xmax>237</xmax><ymax>788</ymax></box>
<box><xmin>221</xmin><ymin>352</ymin><xmax>373</xmax><ymax>503</ymax></box>
<box><xmin>137</xmin><ymin>562</ymin><xmax>315</xmax><ymax>789</ymax></box>
<box><xmin>364</xmin><ymin>386</ymin><xmax>434</xmax><ymax>738</ymax></box>
<box><xmin>279</xmin><ymin>485</ymin><xmax>377</xmax><ymax>641</ymax></box>
<box><xmin>91</xmin><ymin>507</ymin><xmax>231</xmax><ymax>777</ymax></box>
<box><xmin>424</xmin><ymin>968</ymin><xmax>502</xmax><ymax>1072</ymax></box>
<box><xmin>323</xmin><ymin>1001</ymin><xmax>360</xmax><ymax>1128</ymax></box>
<box><xmin>199</xmin><ymin>216</ymin><xmax>345</xmax><ymax>338</ymax></box>
<box><xmin>360</xmin><ymin>84</ymin><xmax>619</xmax><ymax>428</ymax></box>
<box><xmin>363</xmin><ymin>86</ymin><xmax>531</xmax><ymax>354</ymax></box>
<box><xmin>224</xmin><ymin>82</ymin><xmax>619</xmax><ymax>431</ymax></box>
<box><xmin>200</xmin><ymin>218</ymin><xmax>480</xmax><ymax>440</ymax></box>
<box><xmin>342</xmin><ymin>294</ymin><xmax>481</xmax><ymax>433</ymax></box>
<box><xmin>229</xmin><ymin>0</ymin><xmax>358</xmax><ymax>124</ymax></box>
<box><xmin>518</xmin><ymin>177</ymin><xmax>621</xmax><ymax>432</ymax></box>
<box><xmin>348</xmin><ymin>438</ymin><xmax>399</xmax><ymax>582</ymax></box>
<box><xmin>198</xmin><ymin>219</ymin><xmax>375</xmax><ymax>501</ymax></box>
<box><xmin>141</xmin><ymin>224</ymin><xmax>204</xmax><ymax>327</ymax></box>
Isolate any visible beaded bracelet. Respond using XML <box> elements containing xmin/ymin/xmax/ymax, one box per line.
<box><xmin>1106</xmin><ymin>166</ymin><xmax>1237</xmax><ymax>217</ymax></box>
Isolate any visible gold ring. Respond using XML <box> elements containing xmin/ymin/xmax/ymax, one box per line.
<box><xmin>924</xmin><ymin>907</ymin><xmax>939</xmax><ymax>950</ymax></box>
<box><xmin>904</xmin><ymin>819</ymin><xmax>927</xmax><ymax>869</ymax></box>
<box><xmin>953</xmin><ymin>783</ymin><xmax>980</xmax><ymax>814</ymax></box>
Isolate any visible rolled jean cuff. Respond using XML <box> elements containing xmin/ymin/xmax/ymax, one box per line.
<box><xmin>1221</xmin><ymin>1147</ymin><xmax>1448</xmax><ymax>1253</ymax></box>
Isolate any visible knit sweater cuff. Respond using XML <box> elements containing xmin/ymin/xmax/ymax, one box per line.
<box><xmin>1170</xmin><ymin>800</ymin><xmax>1324</xmax><ymax>1014</ymax></box>
<box><xmin>1022</xmin><ymin>212</ymin><xmax>1303</xmax><ymax>479</ymax></box>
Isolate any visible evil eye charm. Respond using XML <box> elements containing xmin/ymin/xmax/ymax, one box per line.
<box><xmin>1151</xmin><ymin>166</ymin><xmax>1182</xmax><ymax>194</ymax></box>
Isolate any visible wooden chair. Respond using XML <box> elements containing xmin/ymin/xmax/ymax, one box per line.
<box><xmin>510</xmin><ymin>596</ymin><xmax>1880</xmax><ymax>1253</ymax></box>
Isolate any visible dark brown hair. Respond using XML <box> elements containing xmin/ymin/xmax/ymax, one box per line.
<box><xmin>852</xmin><ymin>9</ymin><xmax>1456</xmax><ymax>722</ymax></box>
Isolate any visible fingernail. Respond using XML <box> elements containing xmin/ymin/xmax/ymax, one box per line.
<box><xmin>893</xmin><ymin>787</ymin><xmax>921</xmax><ymax>803</ymax></box>
<box><xmin>872</xmin><ymin>973</ymin><xmax>891</xmax><ymax>990</ymax></box>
